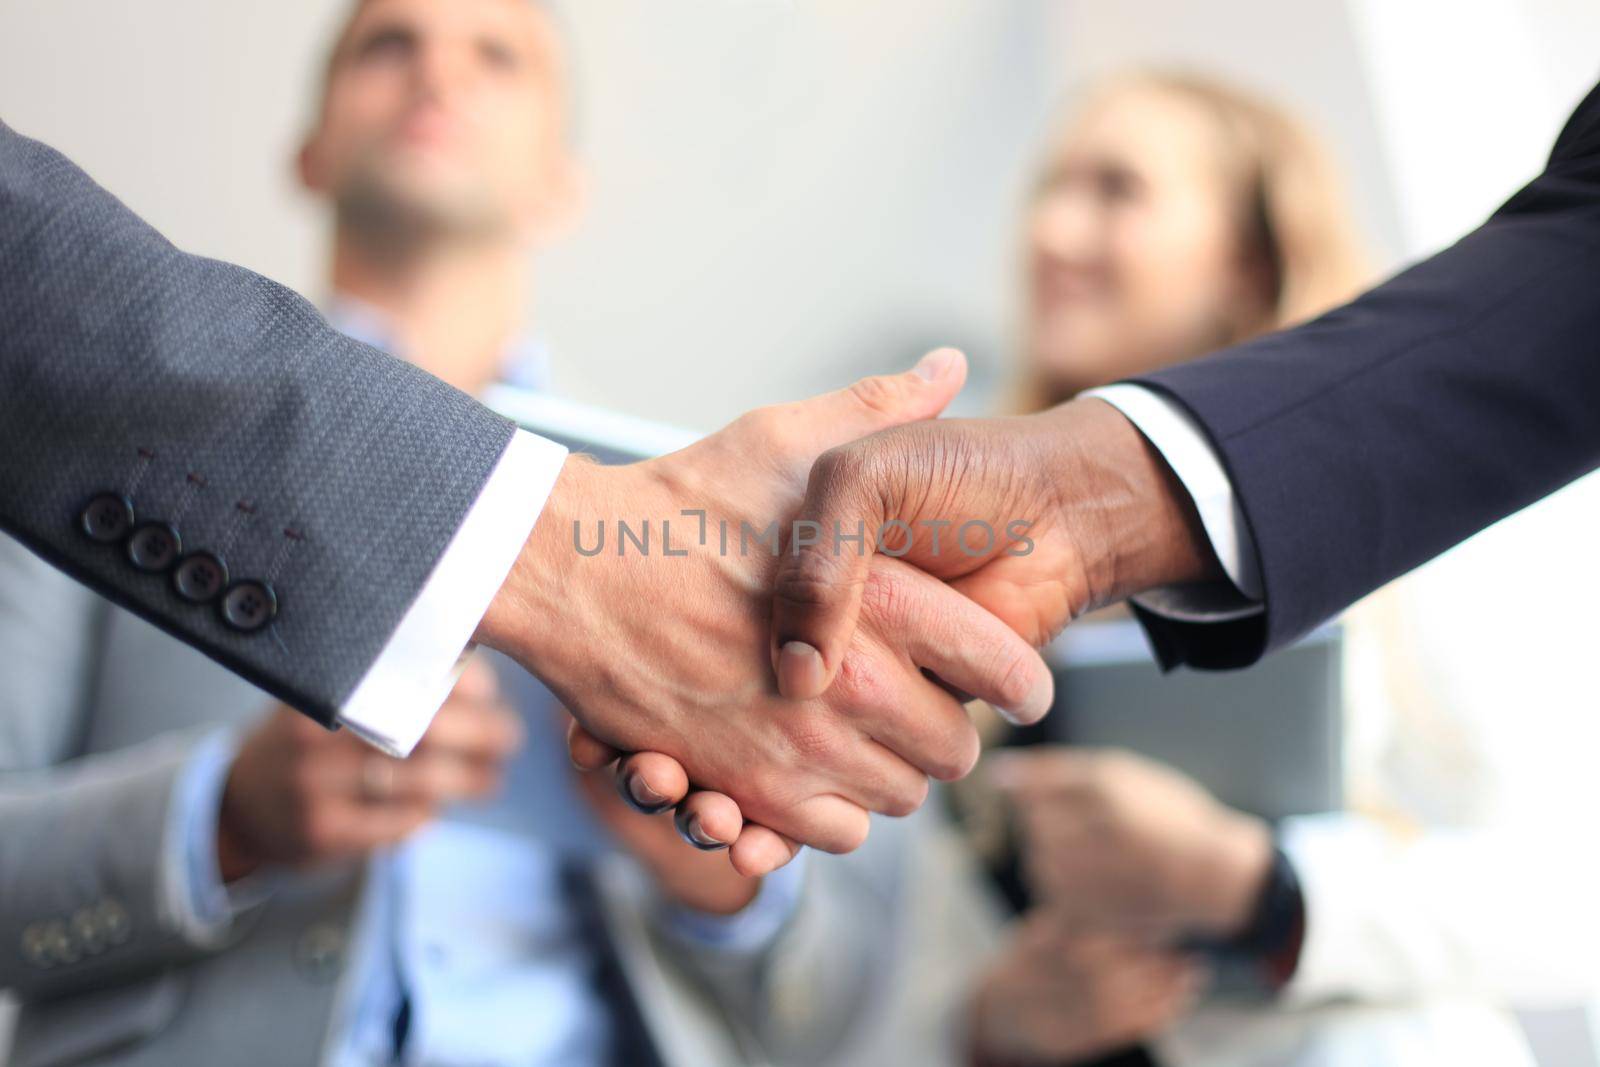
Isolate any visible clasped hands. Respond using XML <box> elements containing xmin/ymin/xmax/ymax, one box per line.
<box><xmin>475</xmin><ymin>348</ymin><xmax>1216</xmax><ymax>875</ymax></box>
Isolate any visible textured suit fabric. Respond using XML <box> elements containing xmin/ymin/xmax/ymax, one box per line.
<box><xmin>1133</xmin><ymin>78</ymin><xmax>1600</xmax><ymax>670</ymax></box>
<box><xmin>0</xmin><ymin>123</ymin><xmax>516</xmax><ymax>724</ymax></box>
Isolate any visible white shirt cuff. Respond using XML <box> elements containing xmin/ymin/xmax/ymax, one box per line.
<box><xmin>338</xmin><ymin>429</ymin><xmax>568</xmax><ymax>756</ymax></box>
<box><xmin>1084</xmin><ymin>384</ymin><xmax>1264</xmax><ymax>615</ymax></box>
<box><xmin>166</xmin><ymin>728</ymin><xmax>262</xmax><ymax>945</ymax></box>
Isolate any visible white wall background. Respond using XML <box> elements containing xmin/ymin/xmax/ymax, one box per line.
<box><xmin>3</xmin><ymin>1</ymin><xmax>1595</xmax><ymax>428</ymax></box>
<box><xmin>3</xmin><ymin>1</ymin><xmax>1593</xmax><ymax>427</ymax></box>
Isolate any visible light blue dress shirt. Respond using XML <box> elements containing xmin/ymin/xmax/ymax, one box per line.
<box><xmin>177</xmin><ymin>662</ymin><xmax>805</xmax><ymax>1066</ymax></box>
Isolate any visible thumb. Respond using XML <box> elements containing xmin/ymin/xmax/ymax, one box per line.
<box><xmin>770</xmin><ymin>434</ymin><xmax>900</xmax><ymax>700</ymax></box>
<box><xmin>777</xmin><ymin>348</ymin><xmax>967</xmax><ymax>456</ymax></box>
<box><xmin>766</xmin><ymin>349</ymin><xmax>965</xmax><ymax>699</ymax></box>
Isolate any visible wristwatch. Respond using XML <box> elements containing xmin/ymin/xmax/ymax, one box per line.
<box><xmin>1224</xmin><ymin>843</ymin><xmax>1307</xmax><ymax>990</ymax></box>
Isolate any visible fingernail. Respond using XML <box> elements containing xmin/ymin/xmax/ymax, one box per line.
<box><xmin>618</xmin><ymin>772</ymin><xmax>673</xmax><ymax>815</ymax></box>
<box><xmin>777</xmin><ymin>641</ymin><xmax>827</xmax><ymax>700</ymax></box>
<box><xmin>993</xmin><ymin>673</ymin><xmax>1055</xmax><ymax>727</ymax></box>
<box><xmin>674</xmin><ymin>807</ymin><xmax>729</xmax><ymax>851</ymax></box>
<box><xmin>913</xmin><ymin>348</ymin><xmax>957</xmax><ymax>381</ymax></box>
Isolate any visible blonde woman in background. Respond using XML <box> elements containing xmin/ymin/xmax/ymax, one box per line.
<box><xmin>969</xmin><ymin>71</ymin><xmax>1600</xmax><ymax>1067</ymax></box>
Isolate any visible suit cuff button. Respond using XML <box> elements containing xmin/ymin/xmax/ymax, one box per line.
<box><xmin>173</xmin><ymin>552</ymin><xmax>229</xmax><ymax>603</ymax></box>
<box><xmin>127</xmin><ymin>521</ymin><xmax>182</xmax><ymax>573</ymax></box>
<box><xmin>79</xmin><ymin>493</ymin><xmax>134</xmax><ymax>543</ymax></box>
<box><xmin>220</xmin><ymin>580</ymin><xmax>277</xmax><ymax>633</ymax></box>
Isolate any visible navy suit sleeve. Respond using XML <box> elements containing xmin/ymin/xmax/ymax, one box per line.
<box><xmin>1132</xmin><ymin>79</ymin><xmax>1600</xmax><ymax>669</ymax></box>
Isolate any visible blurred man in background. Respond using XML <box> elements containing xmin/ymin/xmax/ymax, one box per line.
<box><xmin>297</xmin><ymin>0</ymin><xmax>577</xmax><ymax>395</ymax></box>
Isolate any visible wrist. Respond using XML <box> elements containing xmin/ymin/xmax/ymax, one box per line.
<box><xmin>475</xmin><ymin>454</ymin><xmax>606</xmax><ymax>669</ymax></box>
<box><xmin>215</xmin><ymin>784</ymin><xmax>263</xmax><ymax>884</ymax></box>
<box><xmin>1049</xmin><ymin>397</ymin><xmax>1222</xmax><ymax>609</ymax></box>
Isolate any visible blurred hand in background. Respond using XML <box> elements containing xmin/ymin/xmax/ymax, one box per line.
<box><xmin>971</xmin><ymin>913</ymin><xmax>1208</xmax><ymax>1065</ymax></box>
<box><xmin>216</xmin><ymin>658</ymin><xmax>524</xmax><ymax>882</ymax></box>
<box><xmin>990</xmin><ymin>747</ymin><xmax>1271</xmax><ymax>942</ymax></box>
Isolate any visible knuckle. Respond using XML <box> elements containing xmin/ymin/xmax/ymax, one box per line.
<box><xmin>830</xmin><ymin>648</ymin><xmax>884</xmax><ymax>707</ymax></box>
<box><xmin>857</xmin><ymin>565</ymin><xmax>906</xmax><ymax>628</ymax></box>
<box><xmin>809</xmin><ymin>442</ymin><xmax>866</xmax><ymax>494</ymax></box>
<box><xmin>989</xmin><ymin>646</ymin><xmax>1040</xmax><ymax>715</ymax></box>
<box><xmin>744</xmin><ymin>771</ymin><xmax>808</xmax><ymax>826</ymax></box>
<box><xmin>881</xmin><ymin>775</ymin><xmax>929</xmax><ymax>818</ymax></box>
<box><xmin>735</xmin><ymin>403</ymin><xmax>781</xmax><ymax>436</ymax></box>
<box><xmin>781</xmin><ymin>717</ymin><xmax>846</xmax><ymax>767</ymax></box>
<box><xmin>773</xmin><ymin>559</ymin><xmax>845</xmax><ymax>610</ymax></box>
<box><xmin>846</xmin><ymin>374</ymin><xmax>904</xmax><ymax>419</ymax></box>
<box><xmin>815</xmin><ymin>813</ymin><xmax>870</xmax><ymax>854</ymax></box>
<box><xmin>775</xmin><ymin>407</ymin><xmax>815</xmax><ymax>455</ymax></box>
<box><xmin>927</xmin><ymin>725</ymin><xmax>981</xmax><ymax>782</ymax></box>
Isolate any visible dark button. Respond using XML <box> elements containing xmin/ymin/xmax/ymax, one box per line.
<box><xmin>79</xmin><ymin>493</ymin><xmax>134</xmax><ymax>544</ymax></box>
<box><xmin>126</xmin><ymin>522</ymin><xmax>182</xmax><ymax>573</ymax></box>
<box><xmin>220</xmin><ymin>580</ymin><xmax>277</xmax><ymax>633</ymax></box>
<box><xmin>173</xmin><ymin>552</ymin><xmax>229</xmax><ymax>603</ymax></box>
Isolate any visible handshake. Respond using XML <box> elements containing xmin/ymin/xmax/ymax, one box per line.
<box><xmin>473</xmin><ymin>349</ymin><xmax>1216</xmax><ymax>876</ymax></box>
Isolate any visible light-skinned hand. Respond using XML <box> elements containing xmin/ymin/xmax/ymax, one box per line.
<box><xmin>216</xmin><ymin>657</ymin><xmax>522</xmax><ymax>881</ymax></box>
<box><xmin>570</xmin><ymin>730</ymin><xmax>763</xmax><ymax>916</ymax></box>
<box><xmin>480</xmin><ymin>351</ymin><xmax>1054</xmax><ymax>875</ymax></box>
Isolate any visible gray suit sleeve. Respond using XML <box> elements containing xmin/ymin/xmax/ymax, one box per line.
<box><xmin>0</xmin><ymin>535</ymin><xmax>102</xmax><ymax>769</ymax></box>
<box><xmin>0</xmin><ymin>730</ymin><xmax>244</xmax><ymax>1000</ymax></box>
<box><xmin>0</xmin><ymin>535</ymin><xmax>255</xmax><ymax>1000</ymax></box>
<box><xmin>0</xmin><ymin>122</ymin><xmax>518</xmax><ymax>724</ymax></box>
